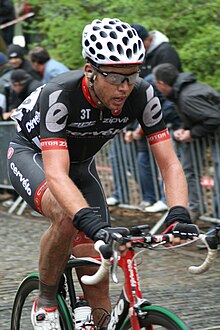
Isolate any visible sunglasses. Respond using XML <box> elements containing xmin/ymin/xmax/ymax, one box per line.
<box><xmin>92</xmin><ymin>65</ymin><xmax>140</xmax><ymax>85</ymax></box>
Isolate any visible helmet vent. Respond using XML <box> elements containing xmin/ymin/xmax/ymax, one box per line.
<box><xmin>107</xmin><ymin>42</ymin><xmax>114</xmax><ymax>51</ymax></box>
<box><xmin>100</xmin><ymin>31</ymin><xmax>107</xmax><ymax>38</ymax></box>
<box><xmin>133</xmin><ymin>43</ymin><xmax>137</xmax><ymax>54</ymax></box>
<box><xmin>138</xmin><ymin>40</ymin><xmax>143</xmax><ymax>49</ymax></box>
<box><xmin>121</xmin><ymin>24</ymin><xmax>128</xmax><ymax>29</ymax></box>
<box><xmin>103</xmin><ymin>25</ymin><xmax>112</xmax><ymax>30</ymax></box>
<box><xmin>89</xmin><ymin>47</ymin><xmax>95</xmax><ymax>55</ymax></box>
<box><xmin>90</xmin><ymin>34</ymin><xmax>97</xmax><ymax>42</ymax></box>
<box><xmin>117</xmin><ymin>44</ymin><xmax>124</xmax><ymax>55</ymax></box>
<box><xmin>109</xmin><ymin>55</ymin><xmax>120</xmax><ymax>62</ymax></box>
<box><xmin>110</xmin><ymin>31</ymin><xmax>117</xmax><ymax>39</ymax></box>
<box><xmin>116</xmin><ymin>25</ymin><xmax>123</xmax><ymax>32</ymax></box>
<box><xmin>97</xmin><ymin>54</ymin><xmax>105</xmax><ymax>60</ymax></box>
<box><xmin>126</xmin><ymin>49</ymin><xmax>132</xmax><ymax>59</ymax></box>
<box><xmin>127</xmin><ymin>30</ymin><xmax>133</xmax><ymax>38</ymax></box>
<box><xmin>109</xmin><ymin>19</ymin><xmax>117</xmax><ymax>25</ymax></box>
<box><xmin>122</xmin><ymin>37</ymin><xmax>129</xmax><ymax>45</ymax></box>
<box><xmin>96</xmin><ymin>42</ymin><xmax>102</xmax><ymax>50</ymax></box>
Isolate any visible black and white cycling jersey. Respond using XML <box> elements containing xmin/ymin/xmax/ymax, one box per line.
<box><xmin>11</xmin><ymin>70</ymin><xmax>166</xmax><ymax>162</ymax></box>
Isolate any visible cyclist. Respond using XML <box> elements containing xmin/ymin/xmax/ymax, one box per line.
<box><xmin>7</xmin><ymin>18</ymin><xmax>198</xmax><ymax>330</ymax></box>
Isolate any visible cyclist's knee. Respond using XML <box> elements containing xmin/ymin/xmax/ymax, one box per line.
<box><xmin>41</xmin><ymin>189</ymin><xmax>72</xmax><ymax>228</ymax></box>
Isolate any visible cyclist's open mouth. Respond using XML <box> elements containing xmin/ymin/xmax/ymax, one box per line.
<box><xmin>112</xmin><ymin>97</ymin><xmax>127</xmax><ymax>107</ymax></box>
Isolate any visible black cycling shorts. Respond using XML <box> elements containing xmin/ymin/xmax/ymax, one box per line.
<box><xmin>7</xmin><ymin>133</ymin><xmax>111</xmax><ymax>228</ymax></box>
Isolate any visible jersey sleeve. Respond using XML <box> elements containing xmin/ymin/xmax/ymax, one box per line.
<box><xmin>39</xmin><ymin>82</ymin><xmax>69</xmax><ymax>139</ymax></box>
<box><xmin>135</xmin><ymin>78</ymin><xmax>167</xmax><ymax>131</ymax></box>
<box><xmin>39</xmin><ymin>82</ymin><xmax>69</xmax><ymax>151</ymax></box>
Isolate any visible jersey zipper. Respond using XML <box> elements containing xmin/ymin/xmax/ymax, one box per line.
<box><xmin>99</xmin><ymin>109</ymin><xmax>103</xmax><ymax>121</ymax></box>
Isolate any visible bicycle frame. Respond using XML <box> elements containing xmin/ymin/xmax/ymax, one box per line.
<box><xmin>57</xmin><ymin>247</ymin><xmax>147</xmax><ymax>329</ymax></box>
<box><xmin>108</xmin><ymin>248</ymin><xmax>145</xmax><ymax>330</ymax></box>
<box><xmin>62</xmin><ymin>235</ymin><xmax>190</xmax><ymax>329</ymax></box>
<box><xmin>14</xmin><ymin>225</ymin><xmax>210</xmax><ymax>330</ymax></box>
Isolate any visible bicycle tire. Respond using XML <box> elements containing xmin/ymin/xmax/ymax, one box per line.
<box><xmin>10</xmin><ymin>273</ymin><xmax>73</xmax><ymax>330</ymax></box>
<box><xmin>121</xmin><ymin>305</ymin><xmax>189</xmax><ymax>330</ymax></box>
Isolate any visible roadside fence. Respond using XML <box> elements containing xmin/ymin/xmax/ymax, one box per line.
<box><xmin>1</xmin><ymin>121</ymin><xmax>220</xmax><ymax>225</ymax></box>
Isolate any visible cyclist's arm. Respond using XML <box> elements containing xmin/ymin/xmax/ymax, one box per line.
<box><xmin>42</xmin><ymin>146</ymin><xmax>89</xmax><ymax>217</ymax></box>
<box><xmin>150</xmin><ymin>136</ymin><xmax>188</xmax><ymax>208</ymax></box>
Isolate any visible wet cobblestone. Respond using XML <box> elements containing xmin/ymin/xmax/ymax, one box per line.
<box><xmin>0</xmin><ymin>209</ymin><xmax>220</xmax><ymax>329</ymax></box>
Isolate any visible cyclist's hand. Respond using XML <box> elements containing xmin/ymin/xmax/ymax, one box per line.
<box><xmin>94</xmin><ymin>227</ymin><xmax>131</xmax><ymax>257</ymax></box>
<box><xmin>164</xmin><ymin>206</ymin><xmax>199</xmax><ymax>245</ymax></box>
<box><xmin>94</xmin><ymin>227</ymin><xmax>129</xmax><ymax>243</ymax></box>
<box><xmin>172</xmin><ymin>223</ymin><xmax>200</xmax><ymax>244</ymax></box>
<box><xmin>164</xmin><ymin>206</ymin><xmax>192</xmax><ymax>227</ymax></box>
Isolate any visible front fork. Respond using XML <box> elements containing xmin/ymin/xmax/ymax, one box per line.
<box><xmin>108</xmin><ymin>249</ymin><xmax>151</xmax><ymax>330</ymax></box>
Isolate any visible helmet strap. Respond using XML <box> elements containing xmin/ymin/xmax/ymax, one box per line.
<box><xmin>89</xmin><ymin>74</ymin><xmax>104</xmax><ymax>107</ymax></box>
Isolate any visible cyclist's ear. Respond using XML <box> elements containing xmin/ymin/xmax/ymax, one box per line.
<box><xmin>85</xmin><ymin>72</ymin><xmax>93</xmax><ymax>78</ymax></box>
<box><xmin>84</xmin><ymin>63</ymin><xmax>94</xmax><ymax>79</ymax></box>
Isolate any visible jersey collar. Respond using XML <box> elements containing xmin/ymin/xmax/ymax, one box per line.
<box><xmin>82</xmin><ymin>76</ymin><xmax>97</xmax><ymax>108</ymax></box>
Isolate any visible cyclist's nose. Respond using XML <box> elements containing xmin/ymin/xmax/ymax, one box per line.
<box><xmin>117</xmin><ymin>79</ymin><xmax>130</xmax><ymax>91</ymax></box>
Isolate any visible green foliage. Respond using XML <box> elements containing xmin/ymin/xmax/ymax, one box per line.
<box><xmin>18</xmin><ymin>0</ymin><xmax>220</xmax><ymax>88</ymax></box>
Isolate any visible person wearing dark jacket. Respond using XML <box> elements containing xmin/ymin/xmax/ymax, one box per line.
<box><xmin>131</xmin><ymin>24</ymin><xmax>182</xmax><ymax>78</ymax></box>
<box><xmin>8</xmin><ymin>44</ymin><xmax>41</xmax><ymax>80</ymax></box>
<box><xmin>153</xmin><ymin>63</ymin><xmax>220</xmax><ymax>223</ymax></box>
<box><xmin>152</xmin><ymin>63</ymin><xmax>220</xmax><ymax>139</ymax></box>
<box><xmin>125</xmin><ymin>24</ymin><xmax>182</xmax><ymax>212</ymax></box>
<box><xmin>0</xmin><ymin>0</ymin><xmax>16</xmax><ymax>46</ymax></box>
<box><xmin>3</xmin><ymin>68</ymin><xmax>42</xmax><ymax>120</ymax></box>
<box><xmin>0</xmin><ymin>51</ymin><xmax>13</xmax><ymax>94</ymax></box>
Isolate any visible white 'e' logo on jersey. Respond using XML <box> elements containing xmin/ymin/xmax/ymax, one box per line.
<box><xmin>143</xmin><ymin>85</ymin><xmax>162</xmax><ymax>127</ymax></box>
<box><xmin>46</xmin><ymin>90</ymin><xmax>68</xmax><ymax>132</ymax></box>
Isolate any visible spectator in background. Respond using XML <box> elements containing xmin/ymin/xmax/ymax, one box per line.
<box><xmin>29</xmin><ymin>46</ymin><xmax>69</xmax><ymax>83</ymax></box>
<box><xmin>0</xmin><ymin>0</ymin><xmax>16</xmax><ymax>46</ymax></box>
<box><xmin>8</xmin><ymin>43</ymin><xmax>41</xmax><ymax>80</ymax></box>
<box><xmin>15</xmin><ymin>1</ymin><xmax>41</xmax><ymax>49</ymax></box>
<box><xmin>2</xmin><ymin>68</ymin><xmax>42</xmax><ymax>120</ymax></box>
<box><xmin>127</xmin><ymin>24</ymin><xmax>182</xmax><ymax>213</ymax></box>
<box><xmin>0</xmin><ymin>51</ymin><xmax>13</xmax><ymax>94</ymax></box>
<box><xmin>131</xmin><ymin>24</ymin><xmax>182</xmax><ymax>78</ymax></box>
<box><xmin>0</xmin><ymin>92</ymin><xmax>6</xmax><ymax>120</ymax></box>
<box><xmin>152</xmin><ymin>63</ymin><xmax>220</xmax><ymax>221</ymax></box>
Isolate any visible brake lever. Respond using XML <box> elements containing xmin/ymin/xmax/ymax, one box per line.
<box><xmin>110</xmin><ymin>233</ymin><xmax>123</xmax><ymax>283</ymax></box>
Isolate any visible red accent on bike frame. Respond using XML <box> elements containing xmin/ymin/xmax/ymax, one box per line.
<box><xmin>117</xmin><ymin>248</ymin><xmax>142</xmax><ymax>329</ymax></box>
<box><xmin>72</xmin><ymin>231</ymin><xmax>94</xmax><ymax>247</ymax></box>
<box><xmin>147</xmin><ymin>326</ymin><xmax>154</xmax><ymax>330</ymax></box>
<box><xmin>162</xmin><ymin>222</ymin><xmax>177</xmax><ymax>234</ymax></box>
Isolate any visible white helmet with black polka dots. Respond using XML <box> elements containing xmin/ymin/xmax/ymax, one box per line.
<box><xmin>82</xmin><ymin>18</ymin><xmax>145</xmax><ymax>65</ymax></box>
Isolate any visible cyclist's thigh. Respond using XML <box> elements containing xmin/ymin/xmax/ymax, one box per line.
<box><xmin>70</xmin><ymin>157</ymin><xmax>110</xmax><ymax>224</ymax></box>
<box><xmin>7</xmin><ymin>134</ymin><xmax>46</xmax><ymax>213</ymax></box>
<box><xmin>70</xmin><ymin>157</ymin><xmax>110</xmax><ymax>248</ymax></box>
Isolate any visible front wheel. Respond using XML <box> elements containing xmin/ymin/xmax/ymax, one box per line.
<box><xmin>10</xmin><ymin>274</ymin><xmax>73</xmax><ymax>330</ymax></box>
<box><xmin>122</xmin><ymin>305</ymin><xmax>190</xmax><ymax>330</ymax></box>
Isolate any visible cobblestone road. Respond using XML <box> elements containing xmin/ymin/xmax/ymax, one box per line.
<box><xmin>1</xmin><ymin>209</ymin><xmax>220</xmax><ymax>329</ymax></box>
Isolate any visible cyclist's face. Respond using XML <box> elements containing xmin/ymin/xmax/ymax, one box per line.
<box><xmin>86</xmin><ymin>64</ymin><xmax>139</xmax><ymax>111</ymax></box>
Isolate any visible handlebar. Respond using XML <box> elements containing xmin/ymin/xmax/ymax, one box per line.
<box><xmin>188</xmin><ymin>232</ymin><xmax>219</xmax><ymax>275</ymax></box>
<box><xmin>81</xmin><ymin>240</ymin><xmax>111</xmax><ymax>285</ymax></box>
<box><xmin>81</xmin><ymin>228</ymin><xmax>173</xmax><ymax>285</ymax></box>
<box><xmin>81</xmin><ymin>225</ymin><xmax>220</xmax><ymax>285</ymax></box>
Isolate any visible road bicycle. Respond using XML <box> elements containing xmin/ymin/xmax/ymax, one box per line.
<box><xmin>10</xmin><ymin>224</ymin><xmax>219</xmax><ymax>330</ymax></box>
